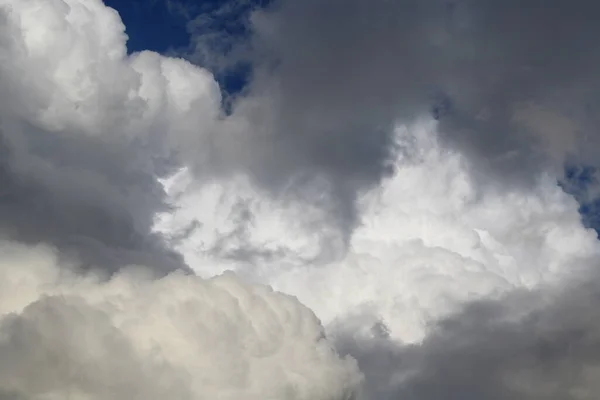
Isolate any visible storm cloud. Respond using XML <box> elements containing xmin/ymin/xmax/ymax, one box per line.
<box><xmin>334</xmin><ymin>265</ymin><xmax>600</xmax><ymax>400</ymax></box>
<box><xmin>240</xmin><ymin>0</ymin><xmax>600</xmax><ymax>176</ymax></box>
<box><xmin>176</xmin><ymin>0</ymin><xmax>600</xmax><ymax>215</ymax></box>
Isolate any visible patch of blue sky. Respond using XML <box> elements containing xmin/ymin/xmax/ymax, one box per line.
<box><xmin>103</xmin><ymin>0</ymin><xmax>190</xmax><ymax>54</ymax></box>
<box><xmin>104</xmin><ymin>0</ymin><xmax>263</xmax><ymax>98</ymax></box>
<box><xmin>560</xmin><ymin>164</ymin><xmax>600</xmax><ymax>236</ymax></box>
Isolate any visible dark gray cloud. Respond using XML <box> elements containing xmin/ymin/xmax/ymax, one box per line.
<box><xmin>214</xmin><ymin>0</ymin><xmax>600</xmax><ymax>182</ymax></box>
<box><xmin>0</xmin><ymin>119</ymin><xmax>185</xmax><ymax>275</ymax></box>
<box><xmin>169</xmin><ymin>0</ymin><xmax>600</xmax><ymax>246</ymax></box>
<box><xmin>245</xmin><ymin>0</ymin><xmax>600</xmax><ymax>174</ymax></box>
<box><xmin>334</xmin><ymin>268</ymin><xmax>600</xmax><ymax>400</ymax></box>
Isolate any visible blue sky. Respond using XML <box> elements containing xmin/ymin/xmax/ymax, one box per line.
<box><xmin>104</xmin><ymin>0</ymin><xmax>259</xmax><ymax>97</ymax></box>
<box><xmin>103</xmin><ymin>0</ymin><xmax>190</xmax><ymax>54</ymax></box>
<box><xmin>561</xmin><ymin>164</ymin><xmax>600</xmax><ymax>235</ymax></box>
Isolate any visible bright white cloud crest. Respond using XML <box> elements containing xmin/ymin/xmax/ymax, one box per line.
<box><xmin>1</xmin><ymin>0</ymin><xmax>220</xmax><ymax>154</ymax></box>
<box><xmin>157</xmin><ymin>119</ymin><xmax>600</xmax><ymax>343</ymax></box>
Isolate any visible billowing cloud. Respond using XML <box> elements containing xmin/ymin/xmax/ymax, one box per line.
<box><xmin>0</xmin><ymin>3</ymin><xmax>365</xmax><ymax>399</ymax></box>
<box><xmin>235</xmin><ymin>0</ymin><xmax>600</xmax><ymax>179</ymax></box>
<box><xmin>156</xmin><ymin>118</ymin><xmax>600</xmax><ymax>398</ymax></box>
<box><xmin>178</xmin><ymin>0</ymin><xmax>600</xmax><ymax>214</ymax></box>
<box><xmin>0</xmin><ymin>0</ymin><xmax>223</xmax><ymax>273</ymax></box>
<box><xmin>335</xmin><ymin>266</ymin><xmax>600</xmax><ymax>400</ymax></box>
<box><xmin>156</xmin><ymin>119</ymin><xmax>600</xmax><ymax>344</ymax></box>
<box><xmin>0</xmin><ymin>239</ymin><xmax>362</xmax><ymax>400</ymax></box>
<box><xmin>150</xmin><ymin>0</ymin><xmax>600</xmax><ymax>248</ymax></box>
<box><xmin>5</xmin><ymin>0</ymin><xmax>600</xmax><ymax>399</ymax></box>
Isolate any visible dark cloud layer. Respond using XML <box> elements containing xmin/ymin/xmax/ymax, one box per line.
<box><xmin>334</xmin><ymin>267</ymin><xmax>600</xmax><ymax>399</ymax></box>
<box><xmin>162</xmin><ymin>0</ymin><xmax>600</xmax><ymax>251</ymax></box>
<box><xmin>0</xmin><ymin>119</ymin><xmax>185</xmax><ymax>275</ymax></box>
<box><xmin>0</xmin><ymin>6</ymin><xmax>186</xmax><ymax>274</ymax></box>
<box><xmin>214</xmin><ymin>0</ymin><xmax>600</xmax><ymax>186</ymax></box>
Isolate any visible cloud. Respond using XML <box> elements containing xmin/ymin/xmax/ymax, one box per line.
<box><xmin>0</xmin><ymin>4</ymin><xmax>366</xmax><ymax>398</ymax></box>
<box><xmin>237</xmin><ymin>0</ymin><xmax>600</xmax><ymax>177</ymax></box>
<box><xmin>334</xmin><ymin>264</ymin><xmax>600</xmax><ymax>400</ymax></box>
<box><xmin>0</xmin><ymin>239</ymin><xmax>362</xmax><ymax>400</ymax></box>
<box><xmin>156</xmin><ymin>119</ymin><xmax>600</xmax><ymax>345</ymax></box>
<box><xmin>150</xmin><ymin>0</ymin><xmax>600</xmax><ymax>246</ymax></box>
<box><xmin>0</xmin><ymin>0</ymin><xmax>222</xmax><ymax>273</ymax></box>
<box><xmin>156</xmin><ymin>116</ymin><xmax>600</xmax><ymax>398</ymax></box>
<box><xmin>5</xmin><ymin>0</ymin><xmax>600</xmax><ymax>398</ymax></box>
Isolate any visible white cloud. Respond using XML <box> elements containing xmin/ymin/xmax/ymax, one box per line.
<box><xmin>1</xmin><ymin>0</ymin><xmax>221</xmax><ymax>153</ymax></box>
<box><xmin>156</xmin><ymin>118</ymin><xmax>600</xmax><ymax>343</ymax></box>
<box><xmin>0</xmin><ymin>240</ymin><xmax>362</xmax><ymax>400</ymax></box>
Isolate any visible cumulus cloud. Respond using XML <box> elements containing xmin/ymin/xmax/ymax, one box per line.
<box><xmin>156</xmin><ymin>119</ymin><xmax>600</xmax><ymax>344</ymax></box>
<box><xmin>0</xmin><ymin>239</ymin><xmax>362</xmax><ymax>400</ymax></box>
<box><xmin>0</xmin><ymin>4</ymin><xmax>367</xmax><ymax>395</ymax></box>
<box><xmin>6</xmin><ymin>0</ymin><xmax>600</xmax><ymax>399</ymax></box>
<box><xmin>0</xmin><ymin>0</ymin><xmax>224</xmax><ymax>272</ymax></box>
<box><xmin>156</xmin><ymin>117</ymin><xmax>600</xmax><ymax>398</ymax></box>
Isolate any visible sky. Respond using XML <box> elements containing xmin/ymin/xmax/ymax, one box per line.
<box><xmin>2</xmin><ymin>0</ymin><xmax>600</xmax><ymax>399</ymax></box>
<box><xmin>102</xmin><ymin>0</ymin><xmax>190</xmax><ymax>54</ymax></box>
<box><xmin>102</xmin><ymin>0</ymin><xmax>258</xmax><ymax>98</ymax></box>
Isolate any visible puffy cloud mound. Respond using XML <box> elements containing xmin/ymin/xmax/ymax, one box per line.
<box><xmin>154</xmin><ymin>112</ymin><xmax>600</xmax><ymax>398</ymax></box>
<box><xmin>0</xmin><ymin>240</ymin><xmax>362</xmax><ymax>400</ymax></box>
<box><xmin>155</xmin><ymin>118</ymin><xmax>600</xmax><ymax>343</ymax></box>
<box><xmin>0</xmin><ymin>0</ymin><xmax>222</xmax><ymax>272</ymax></box>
